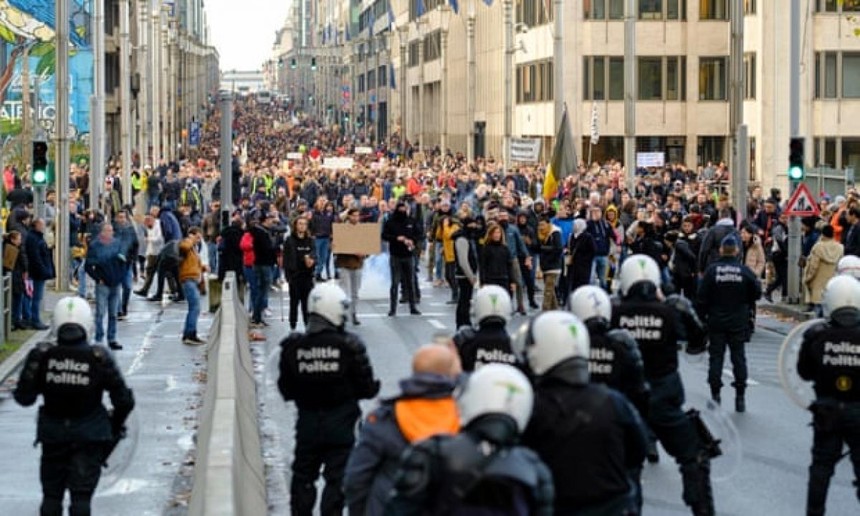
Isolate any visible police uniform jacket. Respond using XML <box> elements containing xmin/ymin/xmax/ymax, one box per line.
<box><xmin>697</xmin><ymin>255</ymin><xmax>761</xmax><ymax>332</ymax></box>
<box><xmin>798</xmin><ymin>309</ymin><xmax>860</xmax><ymax>403</ymax></box>
<box><xmin>454</xmin><ymin>321</ymin><xmax>517</xmax><ymax>372</ymax></box>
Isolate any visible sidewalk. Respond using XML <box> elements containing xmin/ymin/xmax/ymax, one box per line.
<box><xmin>759</xmin><ymin>301</ymin><xmax>817</xmax><ymax>322</ymax></box>
<box><xmin>0</xmin><ymin>289</ymin><xmax>65</xmax><ymax>383</ymax></box>
<box><xmin>0</xmin><ymin>288</ymin><xmax>214</xmax><ymax>514</ymax></box>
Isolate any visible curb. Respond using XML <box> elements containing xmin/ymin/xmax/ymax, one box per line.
<box><xmin>0</xmin><ymin>329</ymin><xmax>50</xmax><ymax>384</ymax></box>
<box><xmin>759</xmin><ymin>302</ymin><xmax>815</xmax><ymax>322</ymax></box>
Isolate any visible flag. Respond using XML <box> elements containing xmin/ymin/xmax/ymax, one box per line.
<box><xmin>449</xmin><ymin>0</ymin><xmax>460</xmax><ymax>14</ymax></box>
<box><xmin>482</xmin><ymin>0</ymin><xmax>493</xmax><ymax>6</ymax></box>
<box><xmin>590</xmin><ymin>102</ymin><xmax>599</xmax><ymax>145</ymax></box>
<box><xmin>417</xmin><ymin>0</ymin><xmax>426</xmax><ymax>17</ymax></box>
<box><xmin>388</xmin><ymin>0</ymin><xmax>396</xmax><ymax>28</ymax></box>
<box><xmin>543</xmin><ymin>107</ymin><xmax>577</xmax><ymax>202</ymax></box>
<box><xmin>390</xmin><ymin>63</ymin><xmax>396</xmax><ymax>89</ymax></box>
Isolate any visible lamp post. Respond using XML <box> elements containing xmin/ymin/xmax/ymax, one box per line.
<box><xmin>623</xmin><ymin>0</ymin><xmax>636</xmax><ymax>191</ymax></box>
<box><xmin>466</xmin><ymin>0</ymin><xmax>476</xmax><ymax>163</ymax></box>
<box><xmin>439</xmin><ymin>5</ymin><xmax>451</xmax><ymax>156</ymax></box>
<box><xmin>418</xmin><ymin>20</ymin><xmax>426</xmax><ymax>154</ymax></box>
<box><xmin>398</xmin><ymin>25</ymin><xmax>408</xmax><ymax>150</ymax></box>
<box><xmin>55</xmin><ymin>0</ymin><xmax>70</xmax><ymax>290</ymax></box>
<box><xmin>503</xmin><ymin>0</ymin><xmax>513</xmax><ymax>172</ymax></box>
<box><xmin>138</xmin><ymin>0</ymin><xmax>150</xmax><ymax>166</ymax></box>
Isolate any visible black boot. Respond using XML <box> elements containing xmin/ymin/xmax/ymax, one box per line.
<box><xmin>735</xmin><ymin>386</ymin><xmax>746</xmax><ymax>413</ymax></box>
<box><xmin>710</xmin><ymin>385</ymin><xmax>721</xmax><ymax>405</ymax></box>
<box><xmin>681</xmin><ymin>460</ymin><xmax>715</xmax><ymax>516</ymax></box>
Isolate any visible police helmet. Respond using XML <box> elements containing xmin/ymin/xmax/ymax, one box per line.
<box><xmin>513</xmin><ymin>311</ymin><xmax>590</xmax><ymax>376</ymax></box>
<box><xmin>822</xmin><ymin>275</ymin><xmax>860</xmax><ymax>318</ymax></box>
<box><xmin>474</xmin><ymin>285</ymin><xmax>512</xmax><ymax>325</ymax></box>
<box><xmin>569</xmin><ymin>285</ymin><xmax>612</xmax><ymax>324</ymax></box>
<box><xmin>836</xmin><ymin>255</ymin><xmax>860</xmax><ymax>280</ymax></box>
<box><xmin>619</xmin><ymin>254</ymin><xmax>661</xmax><ymax>296</ymax></box>
<box><xmin>456</xmin><ymin>363</ymin><xmax>533</xmax><ymax>433</ymax></box>
<box><xmin>308</xmin><ymin>282</ymin><xmax>350</xmax><ymax>327</ymax></box>
<box><xmin>52</xmin><ymin>296</ymin><xmax>94</xmax><ymax>343</ymax></box>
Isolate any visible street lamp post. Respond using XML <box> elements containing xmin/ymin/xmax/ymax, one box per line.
<box><xmin>119</xmin><ymin>0</ymin><xmax>132</xmax><ymax>204</ymax></box>
<box><xmin>418</xmin><ymin>21</ymin><xmax>425</xmax><ymax>154</ymax></box>
<box><xmin>466</xmin><ymin>0</ymin><xmax>476</xmax><ymax>163</ymax></box>
<box><xmin>623</xmin><ymin>0</ymin><xmax>636</xmax><ymax>191</ymax></box>
<box><xmin>503</xmin><ymin>0</ymin><xmax>513</xmax><ymax>172</ymax></box>
<box><xmin>398</xmin><ymin>26</ymin><xmax>408</xmax><ymax>150</ymax></box>
<box><xmin>439</xmin><ymin>5</ymin><xmax>451</xmax><ymax>157</ymax></box>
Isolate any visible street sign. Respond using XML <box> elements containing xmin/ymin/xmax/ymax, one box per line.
<box><xmin>784</xmin><ymin>183</ymin><xmax>820</xmax><ymax>216</ymax></box>
<box><xmin>189</xmin><ymin>121</ymin><xmax>201</xmax><ymax>147</ymax></box>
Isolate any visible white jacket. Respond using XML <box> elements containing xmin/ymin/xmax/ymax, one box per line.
<box><xmin>145</xmin><ymin>220</ymin><xmax>165</xmax><ymax>257</ymax></box>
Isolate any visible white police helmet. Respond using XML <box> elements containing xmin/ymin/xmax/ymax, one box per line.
<box><xmin>836</xmin><ymin>255</ymin><xmax>860</xmax><ymax>280</ymax></box>
<box><xmin>456</xmin><ymin>363</ymin><xmax>534</xmax><ymax>433</ymax></box>
<box><xmin>474</xmin><ymin>285</ymin><xmax>512</xmax><ymax>325</ymax></box>
<box><xmin>52</xmin><ymin>296</ymin><xmax>94</xmax><ymax>342</ymax></box>
<box><xmin>513</xmin><ymin>311</ymin><xmax>590</xmax><ymax>376</ymax></box>
<box><xmin>619</xmin><ymin>254</ymin><xmax>661</xmax><ymax>296</ymax></box>
<box><xmin>569</xmin><ymin>285</ymin><xmax>612</xmax><ymax>323</ymax></box>
<box><xmin>822</xmin><ymin>275</ymin><xmax>860</xmax><ymax>318</ymax></box>
<box><xmin>308</xmin><ymin>282</ymin><xmax>350</xmax><ymax>327</ymax></box>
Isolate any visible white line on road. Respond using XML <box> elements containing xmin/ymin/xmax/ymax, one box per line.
<box><xmin>427</xmin><ymin>319</ymin><xmax>448</xmax><ymax>330</ymax></box>
<box><xmin>723</xmin><ymin>368</ymin><xmax>760</xmax><ymax>386</ymax></box>
<box><xmin>358</xmin><ymin>312</ymin><xmax>446</xmax><ymax>318</ymax></box>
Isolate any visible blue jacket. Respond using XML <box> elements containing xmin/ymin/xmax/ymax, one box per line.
<box><xmin>503</xmin><ymin>223</ymin><xmax>529</xmax><ymax>260</ymax></box>
<box><xmin>24</xmin><ymin>230</ymin><xmax>55</xmax><ymax>281</ymax></box>
<box><xmin>85</xmin><ymin>238</ymin><xmax>126</xmax><ymax>287</ymax></box>
<box><xmin>343</xmin><ymin>374</ymin><xmax>457</xmax><ymax>516</ymax></box>
<box><xmin>587</xmin><ymin>219</ymin><xmax>613</xmax><ymax>256</ymax></box>
<box><xmin>159</xmin><ymin>209</ymin><xmax>182</xmax><ymax>242</ymax></box>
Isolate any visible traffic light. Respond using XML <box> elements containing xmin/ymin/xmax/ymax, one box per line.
<box><xmin>311</xmin><ymin>57</ymin><xmax>317</xmax><ymax>71</ymax></box>
<box><xmin>290</xmin><ymin>58</ymin><xmax>297</xmax><ymax>69</ymax></box>
<box><xmin>788</xmin><ymin>137</ymin><xmax>804</xmax><ymax>182</ymax></box>
<box><xmin>32</xmin><ymin>140</ymin><xmax>48</xmax><ymax>186</ymax></box>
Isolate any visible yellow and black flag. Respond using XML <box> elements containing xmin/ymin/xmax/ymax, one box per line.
<box><xmin>543</xmin><ymin>106</ymin><xmax>577</xmax><ymax>202</ymax></box>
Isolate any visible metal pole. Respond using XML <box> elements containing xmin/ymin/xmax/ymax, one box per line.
<box><xmin>90</xmin><ymin>0</ymin><xmax>105</xmax><ymax>210</ymax></box>
<box><xmin>623</xmin><ymin>0</ymin><xmax>636</xmax><ymax>191</ymax></box>
<box><xmin>374</xmin><ymin>38</ymin><xmax>380</xmax><ymax>143</ymax></box>
<box><xmin>139</xmin><ymin>0</ymin><xmax>150</xmax><ymax>167</ymax></box>
<box><xmin>787</xmin><ymin>0</ymin><xmax>802</xmax><ymax>304</ymax></box>
<box><xmin>55</xmin><ymin>0</ymin><xmax>70</xmax><ymax>291</ymax></box>
<box><xmin>553</xmin><ymin>0</ymin><xmax>564</xmax><ymax>128</ymax></box>
<box><xmin>730</xmin><ymin>0</ymin><xmax>745</xmax><ymax>219</ymax></box>
<box><xmin>152</xmin><ymin>5</ymin><xmax>162</xmax><ymax>165</ymax></box>
<box><xmin>503</xmin><ymin>0</ymin><xmax>513</xmax><ymax>172</ymax></box>
<box><xmin>120</xmin><ymin>0</ymin><xmax>132</xmax><ymax>204</ymax></box>
<box><xmin>219</xmin><ymin>92</ymin><xmax>233</xmax><ymax>212</ymax></box>
<box><xmin>418</xmin><ymin>26</ymin><xmax>425</xmax><ymax>154</ymax></box>
<box><xmin>364</xmin><ymin>41</ymin><xmax>369</xmax><ymax>142</ymax></box>
<box><xmin>161</xmin><ymin>7</ymin><xmax>170</xmax><ymax>161</ymax></box>
<box><xmin>466</xmin><ymin>3</ymin><xmax>476</xmax><ymax>163</ymax></box>
<box><xmin>399</xmin><ymin>27</ymin><xmax>408</xmax><ymax>149</ymax></box>
<box><xmin>441</xmin><ymin>24</ymin><xmax>448</xmax><ymax>155</ymax></box>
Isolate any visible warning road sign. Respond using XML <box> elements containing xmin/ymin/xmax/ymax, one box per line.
<box><xmin>784</xmin><ymin>183</ymin><xmax>820</xmax><ymax>217</ymax></box>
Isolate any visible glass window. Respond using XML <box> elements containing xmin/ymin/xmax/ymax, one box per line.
<box><xmin>639</xmin><ymin>58</ymin><xmax>663</xmax><ymax>100</ymax></box>
<box><xmin>379</xmin><ymin>66</ymin><xmax>387</xmax><ymax>89</ymax></box>
<box><xmin>842</xmin><ymin>138</ymin><xmax>860</xmax><ymax>173</ymax></box>
<box><xmin>818</xmin><ymin>0</ymin><xmax>838</xmax><ymax>12</ymax></box>
<box><xmin>667</xmin><ymin>0</ymin><xmax>685</xmax><ymax>19</ymax></box>
<box><xmin>640</xmin><ymin>0</ymin><xmax>662</xmax><ymax>19</ymax></box>
<box><xmin>585</xmin><ymin>0</ymin><xmax>624</xmax><ymax>19</ymax></box>
<box><xmin>826</xmin><ymin>53</ymin><xmax>838</xmax><ymax>98</ymax></box>
<box><xmin>609</xmin><ymin>57</ymin><xmax>625</xmax><ymax>100</ymax></box>
<box><xmin>744</xmin><ymin>0</ymin><xmax>756</xmax><ymax>14</ymax></box>
<box><xmin>609</xmin><ymin>0</ymin><xmax>624</xmax><ymax>18</ymax></box>
<box><xmin>744</xmin><ymin>53</ymin><xmax>756</xmax><ymax>99</ymax></box>
<box><xmin>667</xmin><ymin>57</ymin><xmax>680</xmax><ymax>100</ymax></box>
<box><xmin>700</xmin><ymin>0</ymin><xmax>728</xmax><ymax>20</ymax></box>
<box><xmin>583</xmin><ymin>57</ymin><xmax>592</xmax><ymax>100</ymax></box>
<box><xmin>844</xmin><ymin>0</ymin><xmax>860</xmax><ymax>12</ymax></box>
<box><xmin>368</xmin><ymin>70</ymin><xmax>376</xmax><ymax>90</ymax></box>
<box><xmin>594</xmin><ymin>58</ymin><xmax>607</xmax><ymax>100</ymax></box>
<box><xmin>699</xmin><ymin>57</ymin><xmax>727</xmax><ymax>100</ymax></box>
<box><xmin>843</xmin><ymin>53</ymin><xmax>860</xmax><ymax>98</ymax></box>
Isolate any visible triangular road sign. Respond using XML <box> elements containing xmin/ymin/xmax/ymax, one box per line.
<box><xmin>784</xmin><ymin>183</ymin><xmax>820</xmax><ymax>216</ymax></box>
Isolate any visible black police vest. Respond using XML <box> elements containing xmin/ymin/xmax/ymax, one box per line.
<box><xmin>41</xmin><ymin>345</ymin><xmax>108</xmax><ymax>419</ymax></box>
<box><xmin>459</xmin><ymin>325</ymin><xmax>517</xmax><ymax>372</ymax></box>
<box><xmin>279</xmin><ymin>330</ymin><xmax>366</xmax><ymax>410</ymax></box>
<box><xmin>802</xmin><ymin>324</ymin><xmax>860</xmax><ymax>402</ymax></box>
<box><xmin>613</xmin><ymin>301</ymin><xmax>679</xmax><ymax>380</ymax></box>
<box><xmin>588</xmin><ymin>332</ymin><xmax>625</xmax><ymax>389</ymax></box>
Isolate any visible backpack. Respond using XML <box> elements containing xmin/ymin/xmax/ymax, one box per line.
<box><xmin>160</xmin><ymin>241</ymin><xmax>181</xmax><ymax>268</ymax></box>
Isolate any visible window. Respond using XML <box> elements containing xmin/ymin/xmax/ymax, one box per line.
<box><xmin>744</xmin><ymin>0</ymin><xmax>756</xmax><ymax>14</ymax></box>
<box><xmin>424</xmin><ymin>31</ymin><xmax>441</xmax><ymax>62</ymax></box>
<box><xmin>814</xmin><ymin>137</ymin><xmax>837</xmax><ymax>167</ymax></box>
<box><xmin>368</xmin><ymin>70</ymin><xmax>376</xmax><ymax>90</ymax></box>
<box><xmin>638</xmin><ymin>0</ymin><xmax>686</xmax><ymax>19</ymax></box>
<box><xmin>517</xmin><ymin>0</ymin><xmax>553</xmax><ymax>27</ymax></box>
<box><xmin>843</xmin><ymin>54</ymin><xmax>860</xmax><ymax>98</ymax></box>
<box><xmin>516</xmin><ymin>60</ymin><xmax>554</xmax><ymax>103</ymax></box>
<box><xmin>816</xmin><ymin>0</ymin><xmax>860</xmax><ymax>12</ymax></box>
<box><xmin>410</xmin><ymin>0</ymin><xmax>445</xmax><ymax>20</ymax></box>
<box><xmin>815</xmin><ymin>51</ymin><xmax>860</xmax><ymax>99</ymax></box>
<box><xmin>378</xmin><ymin>65</ymin><xmax>387</xmax><ymax>89</ymax></box>
<box><xmin>639</xmin><ymin>58</ymin><xmax>662</xmax><ymax>99</ymax></box>
<box><xmin>636</xmin><ymin>56</ymin><xmax>686</xmax><ymax>100</ymax></box>
<box><xmin>408</xmin><ymin>41</ymin><xmax>419</xmax><ymax>67</ymax></box>
<box><xmin>358</xmin><ymin>75</ymin><xmax>365</xmax><ymax>93</ymax></box>
<box><xmin>699</xmin><ymin>57</ymin><xmax>728</xmax><ymax>100</ymax></box>
<box><xmin>584</xmin><ymin>56</ymin><xmax>624</xmax><ymax>100</ymax></box>
<box><xmin>744</xmin><ymin>53</ymin><xmax>756</xmax><ymax>99</ymax></box>
<box><xmin>584</xmin><ymin>0</ymin><xmax>624</xmax><ymax>19</ymax></box>
<box><xmin>699</xmin><ymin>0</ymin><xmax>728</xmax><ymax>20</ymax></box>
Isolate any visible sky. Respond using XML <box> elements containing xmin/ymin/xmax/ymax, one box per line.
<box><xmin>205</xmin><ymin>0</ymin><xmax>291</xmax><ymax>72</ymax></box>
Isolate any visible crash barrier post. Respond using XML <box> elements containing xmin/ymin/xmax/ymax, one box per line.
<box><xmin>189</xmin><ymin>272</ymin><xmax>266</xmax><ymax>515</ymax></box>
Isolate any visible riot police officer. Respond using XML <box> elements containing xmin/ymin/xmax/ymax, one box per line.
<box><xmin>452</xmin><ymin>285</ymin><xmax>518</xmax><ymax>371</ymax></box>
<box><xmin>697</xmin><ymin>234</ymin><xmax>761</xmax><ymax>411</ymax></box>
<box><xmin>797</xmin><ymin>275</ymin><xmax>860</xmax><ymax>516</ymax></box>
<box><xmin>518</xmin><ymin>310</ymin><xmax>649</xmax><ymax>514</ymax></box>
<box><xmin>613</xmin><ymin>254</ymin><xmax>715</xmax><ymax>516</ymax></box>
<box><xmin>14</xmin><ymin>297</ymin><xmax>135</xmax><ymax>516</ymax></box>
<box><xmin>278</xmin><ymin>282</ymin><xmax>381</xmax><ymax>516</ymax></box>
<box><xmin>837</xmin><ymin>254</ymin><xmax>860</xmax><ymax>280</ymax></box>
<box><xmin>385</xmin><ymin>363</ymin><xmax>554</xmax><ymax>515</ymax></box>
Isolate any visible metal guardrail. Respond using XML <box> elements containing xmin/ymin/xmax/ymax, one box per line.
<box><xmin>189</xmin><ymin>272</ymin><xmax>267</xmax><ymax>515</ymax></box>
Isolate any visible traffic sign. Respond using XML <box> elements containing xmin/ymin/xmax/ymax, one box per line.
<box><xmin>784</xmin><ymin>183</ymin><xmax>820</xmax><ymax>216</ymax></box>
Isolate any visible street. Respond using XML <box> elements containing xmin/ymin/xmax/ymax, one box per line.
<box><xmin>0</xmin><ymin>266</ymin><xmax>857</xmax><ymax>515</ymax></box>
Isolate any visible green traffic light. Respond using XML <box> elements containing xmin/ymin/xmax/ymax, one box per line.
<box><xmin>788</xmin><ymin>165</ymin><xmax>804</xmax><ymax>181</ymax></box>
<box><xmin>33</xmin><ymin>169</ymin><xmax>47</xmax><ymax>184</ymax></box>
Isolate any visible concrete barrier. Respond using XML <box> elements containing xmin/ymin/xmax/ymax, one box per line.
<box><xmin>189</xmin><ymin>273</ymin><xmax>267</xmax><ymax>515</ymax></box>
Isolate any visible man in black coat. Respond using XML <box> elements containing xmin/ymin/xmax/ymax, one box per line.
<box><xmin>24</xmin><ymin>218</ymin><xmax>55</xmax><ymax>330</ymax></box>
<box><xmin>843</xmin><ymin>206</ymin><xmax>860</xmax><ymax>257</ymax></box>
<box><xmin>382</xmin><ymin>202</ymin><xmax>422</xmax><ymax>316</ymax></box>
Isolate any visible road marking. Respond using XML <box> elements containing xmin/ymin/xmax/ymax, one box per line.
<box><xmin>427</xmin><ymin>319</ymin><xmax>447</xmax><ymax>330</ymax></box>
<box><xmin>357</xmin><ymin>312</ymin><xmax>446</xmax><ymax>318</ymax></box>
<box><xmin>165</xmin><ymin>375</ymin><xmax>177</xmax><ymax>392</ymax></box>
<box><xmin>723</xmin><ymin>368</ymin><xmax>760</xmax><ymax>386</ymax></box>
